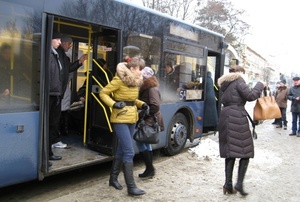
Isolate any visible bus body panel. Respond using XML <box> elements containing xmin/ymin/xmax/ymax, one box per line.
<box><xmin>0</xmin><ymin>112</ymin><xmax>39</xmax><ymax>188</ymax></box>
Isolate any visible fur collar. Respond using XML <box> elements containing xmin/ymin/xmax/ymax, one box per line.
<box><xmin>218</xmin><ymin>72</ymin><xmax>243</xmax><ymax>87</ymax></box>
<box><xmin>140</xmin><ymin>76</ymin><xmax>159</xmax><ymax>92</ymax></box>
<box><xmin>116</xmin><ymin>62</ymin><xmax>143</xmax><ymax>87</ymax></box>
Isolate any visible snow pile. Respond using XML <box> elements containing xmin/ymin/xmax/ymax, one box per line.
<box><xmin>188</xmin><ymin>138</ymin><xmax>220</xmax><ymax>160</ymax></box>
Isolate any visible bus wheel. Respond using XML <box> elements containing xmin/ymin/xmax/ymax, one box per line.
<box><xmin>163</xmin><ymin>113</ymin><xmax>188</xmax><ymax>156</ymax></box>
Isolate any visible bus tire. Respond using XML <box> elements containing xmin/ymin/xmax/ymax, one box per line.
<box><xmin>162</xmin><ymin>113</ymin><xmax>188</xmax><ymax>156</ymax></box>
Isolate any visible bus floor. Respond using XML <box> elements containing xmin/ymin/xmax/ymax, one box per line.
<box><xmin>48</xmin><ymin>131</ymin><xmax>113</xmax><ymax>174</ymax></box>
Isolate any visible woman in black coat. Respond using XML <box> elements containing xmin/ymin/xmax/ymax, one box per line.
<box><xmin>217</xmin><ymin>66</ymin><xmax>265</xmax><ymax>196</ymax></box>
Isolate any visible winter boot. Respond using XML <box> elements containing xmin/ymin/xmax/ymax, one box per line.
<box><xmin>234</xmin><ymin>158</ymin><xmax>249</xmax><ymax>196</ymax></box>
<box><xmin>139</xmin><ymin>150</ymin><xmax>155</xmax><ymax>178</ymax></box>
<box><xmin>223</xmin><ymin>158</ymin><xmax>236</xmax><ymax>194</ymax></box>
<box><xmin>123</xmin><ymin>162</ymin><xmax>145</xmax><ymax>196</ymax></box>
<box><xmin>109</xmin><ymin>158</ymin><xmax>123</xmax><ymax>190</ymax></box>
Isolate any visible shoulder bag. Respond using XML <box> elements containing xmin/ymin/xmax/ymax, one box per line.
<box><xmin>133</xmin><ymin>115</ymin><xmax>160</xmax><ymax>144</ymax></box>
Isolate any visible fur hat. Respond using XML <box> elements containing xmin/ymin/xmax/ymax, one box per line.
<box><xmin>142</xmin><ymin>66</ymin><xmax>154</xmax><ymax>79</ymax></box>
<box><xmin>52</xmin><ymin>30</ymin><xmax>62</xmax><ymax>39</ymax></box>
<box><xmin>61</xmin><ymin>34</ymin><xmax>73</xmax><ymax>43</ymax></box>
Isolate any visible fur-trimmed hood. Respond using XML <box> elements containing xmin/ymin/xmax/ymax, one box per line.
<box><xmin>116</xmin><ymin>62</ymin><xmax>143</xmax><ymax>87</ymax></box>
<box><xmin>140</xmin><ymin>76</ymin><xmax>159</xmax><ymax>93</ymax></box>
<box><xmin>218</xmin><ymin>72</ymin><xmax>244</xmax><ymax>91</ymax></box>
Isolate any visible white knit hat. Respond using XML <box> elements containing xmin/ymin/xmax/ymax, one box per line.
<box><xmin>142</xmin><ymin>66</ymin><xmax>154</xmax><ymax>79</ymax></box>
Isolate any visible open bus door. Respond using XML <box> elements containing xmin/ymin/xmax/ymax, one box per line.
<box><xmin>84</xmin><ymin>30</ymin><xmax>119</xmax><ymax>156</ymax></box>
<box><xmin>40</xmin><ymin>15</ymin><xmax>120</xmax><ymax>177</ymax></box>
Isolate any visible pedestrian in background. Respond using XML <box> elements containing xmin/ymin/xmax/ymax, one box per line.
<box><xmin>100</xmin><ymin>56</ymin><xmax>149</xmax><ymax>196</ymax></box>
<box><xmin>274</xmin><ymin>80</ymin><xmax>289</xmax><ymax>129</ymax></box>
<box><xmin>136</xmin><ymin>66</ymin><xmax>164</xmax><ymax>178</ymax></box>
<box><xmin>287</xmin><ymin>76</ymin><xmax>300</xmax><ymax>136</ymax></box>
<box><xmin>217</xmin><ymin>65</ymin><xmax>265</xmax><ymax>196</ymax></box>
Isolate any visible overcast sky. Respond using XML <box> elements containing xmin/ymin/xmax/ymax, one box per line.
<box><xmin>125</xmin><ymin>0</ymin><xmax>299</xmax><ymax>74</ymax></box>
<box><xmin>231</xmin><ymin>0</ymin><xmax>299</xmax><ymax>74</ymax></box>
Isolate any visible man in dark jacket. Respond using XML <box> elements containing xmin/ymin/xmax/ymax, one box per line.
<box><xmin>287</xmin><ymin>76</ymin><xmax>300</xmax><ymax>136</ymax></box>
<box><xmin>49</xmin><ymin>30</ymin><xmax>64</xmax><ymax>161</ymax></box>
<box><xmin>218</xmin><ymin>66</ymin><xmax>265</xmax><ymax>196</ymax></box>
<box><xmin>55</xmin><ymin>34</ymin><xmax>87</xmax><ymax>143</ymax></box>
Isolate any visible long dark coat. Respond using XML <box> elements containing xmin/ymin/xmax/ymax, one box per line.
<box><xmin>217</xmin><ymin>73</ymin><xmax>264</xmax><ymax>158</ymax></box>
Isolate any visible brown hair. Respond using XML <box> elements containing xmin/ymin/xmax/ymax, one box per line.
<box><xmin>229</xmin><ymin>65</ymin><xmax>245</xmax><ymax>74</ymax></box>
<box><xmin>126</xmin><ymin>56</ymin><xmax>145</xmax><ymax>70</ymax></box>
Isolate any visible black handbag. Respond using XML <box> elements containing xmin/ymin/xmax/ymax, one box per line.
<box><xmin>133</xmin><ymin>115</ymin><xmax>160</xmax><ymax>144</ymax></box>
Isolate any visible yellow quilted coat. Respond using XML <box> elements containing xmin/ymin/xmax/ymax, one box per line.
<box><xmin>100</xmin><ymin>62</ymin><xmax>145</xmax><ymax>123</ymax></box>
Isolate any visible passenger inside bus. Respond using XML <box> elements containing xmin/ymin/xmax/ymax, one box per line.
<box><xmin>0</xmin><ymin>43</ymin><xmax>11</xmax><ymax>105</ymax></box>
<box><xmin>203</xmin><ymin>71</ymin><xmax>218</xmax><ymax>132</ymax></box>
<box><xmin>55</xmin><ymin>34</ymin><xmax>87</xmax><ymax>148</ymax></box>
<box><xmin>68</xmin><ymin>71</ymin><xmax>90</xmax><ymax>135</ymax></box>
<box><xmin>163</xmin><ymin>63</ymin><xmax>179</xmax><ymax>93</ymax></box>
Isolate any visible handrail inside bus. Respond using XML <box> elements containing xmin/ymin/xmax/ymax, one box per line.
<box><xmin>93</xmin><ymin>59</ymin><xmax>111</xmax><ymax>84</ymax></box>
<box><xmin>91</xmin><ymin>92</ymin><xmax>113</xmax><ymax>132</ymax></box>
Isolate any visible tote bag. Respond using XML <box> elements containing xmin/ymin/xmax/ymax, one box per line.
<box><xmin>253</xmin><ymin>96</ymin><xmax>281</xmax><ymax>121</ymax></box>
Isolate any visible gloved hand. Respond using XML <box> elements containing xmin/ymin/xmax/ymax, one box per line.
<box><xmin>113</xmin><ymin>101</ymin><xmax>126</xmax><ymax>109</ymax></box>
<box><xmin>142</xmin><ymin>103</ymin><xmax>150</xmax><ymax>115</ymax></box>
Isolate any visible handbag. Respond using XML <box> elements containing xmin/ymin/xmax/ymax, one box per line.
<box><xmin>133</xmin><ymin>115</ymin><xmax>160</xmax><ymax>144</ymax></box>
<box><xmin>253</xmin><ymin>96</ymin><xmax>281</xmax><ymax>121</ymax></box>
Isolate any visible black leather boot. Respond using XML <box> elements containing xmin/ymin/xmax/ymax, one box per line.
<box><xmin>139</xmin><ymin>150</ymin><xmax>155</xmax><ymax>178</ymax></box>
<box><xmin>234</xmin><ymin>158</ymin><xmax>249</xmax><ymax>196</ymax></box>
<box><xmin>123</xmin><ymin>162</ymin><xmax>145</xmax><ymax>196</ymax></box>
<box><xmin>109</xmin><ymin>159</ymin><xmax>123</xmax><ymax>190</ymax></box>
<box><xmin>223</xmin><ymin>158</ymin><xmax>236</xmax><ymax>194</ymax></box>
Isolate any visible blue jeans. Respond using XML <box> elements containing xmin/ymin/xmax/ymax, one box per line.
<box><xmin>113</xmin><ymin>123</ymin><xmax>136</xmax><ymax>163</ymax></box>
<box><xmin>291</xmin><ymin>112</ymin><xmax>300</xmax><ymax>134</ymax></box>
<box><xmin>136</xmin><ymin>142</ymin><xmax>152</xmax><ymax>152</ymax></box>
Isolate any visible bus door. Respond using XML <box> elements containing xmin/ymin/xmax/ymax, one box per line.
<box><xmin>85</xmin><ymin>29</ymin><xmax>119</xmax><ymax>155</ymax></box>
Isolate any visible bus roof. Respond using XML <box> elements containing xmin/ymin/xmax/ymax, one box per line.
<box><xmin>114</xmin><ymin>0</ymin><xmax>224</xmax><ymax>38</ymax></box>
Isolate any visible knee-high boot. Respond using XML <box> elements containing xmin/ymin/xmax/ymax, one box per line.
<box><xmin>223</xmin><ymin>158</ymin><xmax>236</xmax><ymax>194</ymax></box>
<box><xmin>234</xmin><ymin>158</ymin><xmax>249</xmax><ymax>196</ymax></box>
<box><xmin>139</xmin><ymin>150</ymin><xmax>155</xmax><ymax>178</ymax></box>
<box><xmin>123</xmin><ymin>162</ymin><xmax>145</xmax><ymax>196</ymax></box>
<box><xmin>109</xmin><ymin>158</ymin><xmax>123</xmax><ymax>190</ymax></box>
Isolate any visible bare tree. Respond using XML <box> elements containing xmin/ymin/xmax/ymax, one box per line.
<box><xmin>141</xmin><ymin>0</ymin><xmax>196</xmax><ymax>21</ymax></box>
<box><xmin>195</xmin><ymin>0</ymin><xmax>249</xmax><ymax>47</ymax></box>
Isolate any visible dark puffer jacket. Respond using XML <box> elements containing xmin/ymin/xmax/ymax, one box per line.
<box><xmin>217</xmin><ymin>73</ymin><xmax>264</xmax><ymax>158</ymax></box>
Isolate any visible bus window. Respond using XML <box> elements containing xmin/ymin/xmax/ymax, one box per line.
<box><xmin>161</xmin><ymin>53</ymin><xmax>205</xmax><ymax>102</ymax></box>
<box><xmin>0</xmin><ymin>4</ymin><xmax>39</xmax><ymax>113</ymax></box>
<box><xmin>125</xmin><ymin>31</ymin><xmax>161</xmax><ymax>74</ymax></box>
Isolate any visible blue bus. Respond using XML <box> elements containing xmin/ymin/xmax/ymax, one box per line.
<box><xmin>0</xmin><ymin>0</ymin><xmax>226</xmax><ymax>188</ymax></box>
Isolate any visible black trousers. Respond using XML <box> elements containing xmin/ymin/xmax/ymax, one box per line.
<box><xmin>49</xmin><ymin>96</ymin><xmax>62</xmax><ymax>156</ymax></box>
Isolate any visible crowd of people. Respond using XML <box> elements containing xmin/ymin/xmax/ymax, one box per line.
<box><xmin>47</xmin><ymin>30</ymin><xmax>300</xmax><ymax>197</ymax></box>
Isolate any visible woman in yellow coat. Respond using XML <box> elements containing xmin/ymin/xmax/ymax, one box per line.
<box><xmin>100</xmin><ymin>56</ymin><xmax>149</xmax><ymax>196</ymax></box>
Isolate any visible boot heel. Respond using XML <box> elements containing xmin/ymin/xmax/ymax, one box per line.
<box><xmin>234</xmin><ymin>185</ymin><xmax>248</xmax><ymax>196</ymax></box>
<box><xmin>223</xmin><ymin>185</ymin><xmax>237</xmax><ymax>195</ymax></box>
